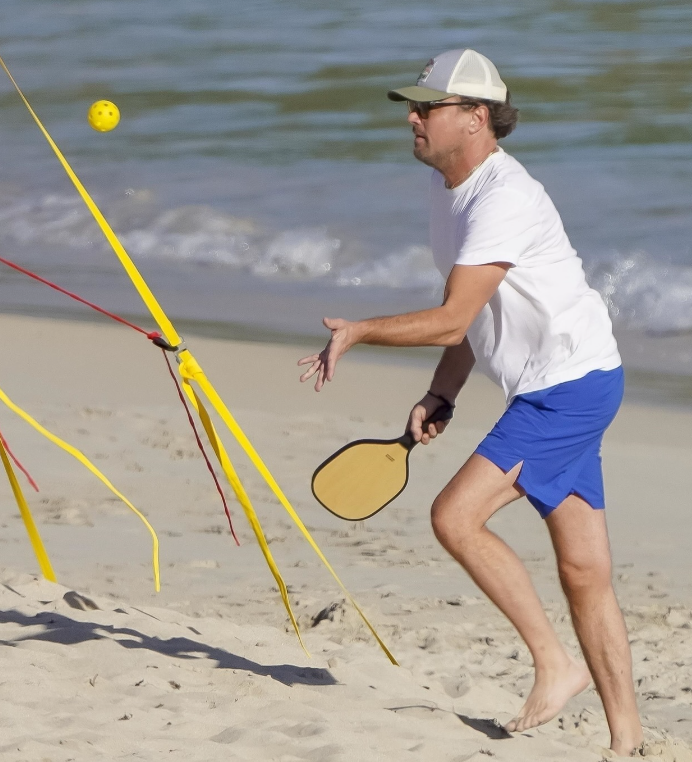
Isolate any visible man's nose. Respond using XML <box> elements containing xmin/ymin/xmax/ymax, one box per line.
<box><xmin>407</xmin><ymin>110</ymin><xmax>421</xmax><ymax>127</ymax></box>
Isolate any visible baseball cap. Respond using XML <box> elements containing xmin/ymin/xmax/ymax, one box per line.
<box><xmin>388</xmin><ymin>49</ymin><xmax>507</xmax><ymax>104</ymax></box>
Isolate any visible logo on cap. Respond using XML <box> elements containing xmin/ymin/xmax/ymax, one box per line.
<box><xmin>417</xmin><ymin>58</ymin><xmax>435</xmax><ymax>84</ymax></box>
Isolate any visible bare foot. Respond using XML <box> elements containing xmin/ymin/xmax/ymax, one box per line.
<box><xmin>505</xmin><ymin>658</ymin><xmax>591</xmax><ymax>733</ymax></box>
<box><xmin>609</xmin><ymin>735</ymin><xmax>644</xmax><ymax>757</ymax></box>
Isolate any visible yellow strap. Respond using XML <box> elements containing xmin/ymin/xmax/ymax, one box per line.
<box><xmin>0</xmin><ymin>385</ymin><xmax>160</xmax><ymax>591</ymax></box>
<box><xmin>179</xmin><ymin>353</ymin><xmax>399</xmax><ymax>665</ymax></box>
<box><xmin>0</xmin><ymin>435</ymin><xmax>56</xmax><ymax>582</ymax></box>
<box><xmin>181</xmin><ymin>379</ymin><xmax>307</xmax><ymax>655</ymax></box>
<box><xmin>0</xmin><ymin>53</ymin><xmax>396</xmax><ymax>663</ymax></box>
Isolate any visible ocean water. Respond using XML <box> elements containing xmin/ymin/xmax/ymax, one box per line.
<box><xmin>1</xmin><ymin>0</ymin><xmax>692</xmax><ymax>392</ymax></box>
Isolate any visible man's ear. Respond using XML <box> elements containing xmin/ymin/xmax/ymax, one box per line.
<box><xmin>469</xmin><ymin>105</ymin><xmax>491</xmax><ymax>135</ymax></box>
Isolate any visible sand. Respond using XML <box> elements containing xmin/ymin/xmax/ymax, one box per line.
<box><xmin>1</xmin><ymin>313</ymin><xmax>691</xmax><ymax>761</ymax></box>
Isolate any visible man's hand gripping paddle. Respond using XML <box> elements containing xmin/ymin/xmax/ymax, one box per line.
<box><xmin>311</xmin><ymin>403</ymin><xmax>453</xmax><ymax>521</ymax></box>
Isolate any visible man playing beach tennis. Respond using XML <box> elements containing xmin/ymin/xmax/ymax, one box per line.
<box><xmin>298</xmin><ymin>49</ymin><xmax>643</xmax><ymax>755</ymax></box>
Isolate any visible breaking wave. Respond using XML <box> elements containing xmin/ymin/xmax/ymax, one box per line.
<box><xmin>3</xmin><ymin>191</ymin><xmax>692</xmax><ymax>335</ymax></box>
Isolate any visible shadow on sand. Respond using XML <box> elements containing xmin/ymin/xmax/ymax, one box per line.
<box><xmin>0</xmin><ymin>606</ymin><xmax>336</xmax><ymax>688</ymax></box>
<box><xmin>387</xmin><ymin>704</ymin><xmax>512</xmax><ymax>740</ymax></box>
<box><xmin>456</xmin><ymin>714</ymin><xmax>512</xmax><ymax>739</ymax></box>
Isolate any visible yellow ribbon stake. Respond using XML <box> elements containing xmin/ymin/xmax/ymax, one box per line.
<box><xmin>0</xmin><ymin>52</ymin><xmax>397</xmax><ymax>664</ymax></box>
<box><xmin>179</xmin><ymin>356</ymin><xmax>398</xmax><ymax>663</ymax></box>
<box><xmin>0</xmin><ymin>385</ymin><xmax>160</xmax><ymax>592</ymax></box>
<box><xmin>181</xmin><ymin>379</ymin><xmax>307</xmax><ymax>654</ymax></box>
<box><xmin>0</xmin><ymin>431</ymin><xmax>56</xmax><ymax>582</ymax></box>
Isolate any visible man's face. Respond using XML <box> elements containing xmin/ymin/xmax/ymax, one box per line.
<box><xmin>407</xmin><ymin>97</ymin><xmax>475</xmax><ymax>168</ymax></box>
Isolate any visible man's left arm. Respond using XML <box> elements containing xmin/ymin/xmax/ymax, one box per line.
<box><xmin>298</xmin><ymin>262</ymin><xmax>510</xmax><ymax>391</ymax></box>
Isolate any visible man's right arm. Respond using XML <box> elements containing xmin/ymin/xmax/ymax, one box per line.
<box><xmin>429</xmin><ymin>336</ymin><xmax>476</xmax><ymax>404</ymax></box>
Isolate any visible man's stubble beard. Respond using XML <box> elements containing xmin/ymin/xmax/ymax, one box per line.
<box><xmin>413</xmin><ymin>143</ymin><xmax>440</xmax><ymax>170</ymax></box>
<box><xmin>413</xmin><ymin>142</ymin><xmax>436</xmax><ymax>168</ymax></box>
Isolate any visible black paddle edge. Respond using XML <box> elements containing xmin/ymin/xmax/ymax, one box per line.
<box><xmin>311</xmin><ymin>437</ymin><xmax>410</xmax><ymax>522</ymax></box>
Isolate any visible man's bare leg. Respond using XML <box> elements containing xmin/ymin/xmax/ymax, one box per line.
<box><xmin>546</xmin><ymin>496</ymin><xmax>643</xmax><ymax>756</ymax></box>
<box><xmin>431</xmin><ymin>454</ymin><xmax>590</xmax><ymax>733</ymax></box>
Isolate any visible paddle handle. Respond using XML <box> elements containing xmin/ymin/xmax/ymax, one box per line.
<box><xmin>400</xmin><ymin>402</ymin><xmax>454</xmax><ymax>451</ymax></box>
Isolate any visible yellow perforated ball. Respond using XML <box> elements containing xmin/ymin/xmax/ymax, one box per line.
<box><xmin>88</xmin><ymin>100</ymin><xmax>120</xmax><ymax>132</ymax></box>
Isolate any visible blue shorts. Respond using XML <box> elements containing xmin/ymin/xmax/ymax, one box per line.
<box><xmin>475</xmin><ymin>367</ymin><xmax>624</xmax><ymax>519</ymax></box>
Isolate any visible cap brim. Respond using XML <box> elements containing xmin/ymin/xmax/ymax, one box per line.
<box><xmin>387</xmin><ymin>86</ymin><xmax>452</xmax><ymax>102</ymax></box>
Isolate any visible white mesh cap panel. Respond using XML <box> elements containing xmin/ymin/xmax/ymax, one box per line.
<box><xmin>452</xmin><ymin>51</ymin><xmax>488</xmax><ymax>88</ymax></box>
<box><xmin>426</xmin><ymin>49</ymin><xmax>507</xmax><ymax>102</ymax></box>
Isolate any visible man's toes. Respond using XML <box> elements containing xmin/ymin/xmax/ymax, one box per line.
<box><xmin>512</xmin><ymin>713</ymin><xmax>535</xmax><ymax>733</ymax></box>
<box><xmin>524</xmin><ymin>715</ymin><xmax>537</xmax><ymax>731</ymax></box>
<box><xmin>504</xmin><ymin>717</ymin><xmax>521</xmax><ymax>733</ymax></box>
<box><xmin>519</xmin><ymin>713</ymin><xmax>544</xmax><ymax>732</ymax></box>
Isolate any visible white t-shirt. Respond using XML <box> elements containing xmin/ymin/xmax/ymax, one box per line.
<box><xmin>430</xmin><ymin>148</ymin><xmax>621</xmax><ymax>402</ymax></box>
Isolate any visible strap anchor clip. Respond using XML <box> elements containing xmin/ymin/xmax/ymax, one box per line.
<box><xmin>149</xmin><ymin>333</ymin><xmax>187</xmax><ymax>355</ymax></box>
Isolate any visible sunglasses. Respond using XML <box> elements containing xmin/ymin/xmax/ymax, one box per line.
<box><xmin>407</xmin><ymin>100</ymin><xmax>476</xmax><ymax>119</ymax></box>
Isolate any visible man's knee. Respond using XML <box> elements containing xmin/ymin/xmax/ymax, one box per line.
<box><xmin>557</xmin><ymin>554</ymin><xmax>612</xmax><ymax>597</ymax></box>
<box><xmin>430</xmin><ymin>492</ymin><xmax>453</xmax><ymax>544</ymax></box>
<box><xmin>431</xmin><ymin>455</ymin><xmax>523</xmax><ymax>550</ymax></box>
<box><xmin>430</xmin><ymin>490</ymin><xmax>478</xmax><ymax>550</ymax></box>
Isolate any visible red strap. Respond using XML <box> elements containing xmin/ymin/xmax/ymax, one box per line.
<box><xmin>0</xmin><ymin>256</ymin><xmax>160</xmax><ymax>340</ymax></box>
<box><xmin>160</xmin><ymin>351</ymin><xmax>240</xmax><ymax>545</ymax></box>
<box><xmin>0</xmin><ymin>431</ymin><xmax>39</xmax><ymax>491</ymax></box>
<box><xmin>0</xmin><ymin>254</ymin><xmax>239</xmax><ymax>543</ymax></box>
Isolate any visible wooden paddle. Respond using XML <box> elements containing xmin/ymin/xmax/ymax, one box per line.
<box><xmin>311</xmin><ymin>404</ymin><xmax>453</xmax><ymax>521</ymax></box>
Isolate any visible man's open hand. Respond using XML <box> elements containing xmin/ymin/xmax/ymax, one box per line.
<box><xmin>298</xmin><ymin>317</ymin><xmax>360</xmax><ymax>391</ymax></box>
